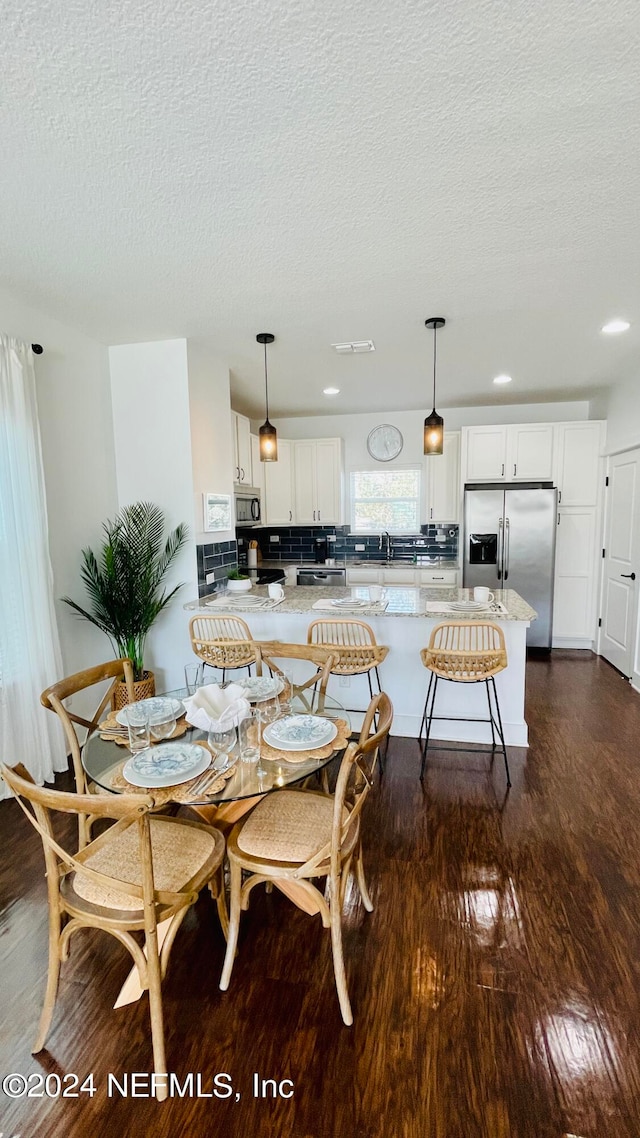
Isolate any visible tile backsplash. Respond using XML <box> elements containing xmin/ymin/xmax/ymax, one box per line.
<box><xmin>196</xmin><ymin>539</ymin><xmax>238</xmax><ymax>598</ymax></box>
<box><xmin>237</xmin><ymin>525</ymin><xmax>458</xmax><ymax>564</ymax></box>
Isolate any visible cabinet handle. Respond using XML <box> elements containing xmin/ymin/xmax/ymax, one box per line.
<box><xmin>513</xmin><ymin>464</ymin><xmax>517</xmax><ymax>476</ymax></box>
<box><xmin>236</xmin><ymin>466</ymin><xmax>240</xmax><ymax>481</ymax></box>
<box><xmin>240</xmin><ymin>467</ymin><xmax>244</xmax><ymax>481</ymax></box>
<box><xmin>430</xmin><ymin>507</ymin><xmax>433</xmax><ymax>519</ymax></box>
<box><xmin>289</xmin><ymin>510</ymin><xmax>292</xmax><ymax>521</ymax></box>
<box><xmin>313</xmin><ymin>510</ymin><xmax>316</xmax><ymax>521</ymax></box>
<box><xmin>318</xmin><ymin>510</ymin><xmax>321</xmax><ymax>521</ymax></box>
<box><xmin>558</xmin><ymin>489</ymin><xmax>562</xmax><ymax>503</ymax></box>
<box><xmin>557</xmin><ymin>512</ymin><xmax>560</xmax><ymax>526</ymax></box>
<box><xmin>501</xmin><ymin>463</ymin><xmax>504</xmax><ymax>477</ymax></box>
<box><xmin>433</xmin><ymin>575</ymin><xmax>444</xmax><ymax>580</ymax></box>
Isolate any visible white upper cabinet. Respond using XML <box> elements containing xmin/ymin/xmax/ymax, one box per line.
<box><xmin>231</xmin><ymin>411</ymin><xmax>252</xmax><ymax>484</ymax></box>
<box><xmin>554</xmin><ymin>422</ymin><xmax>604</xmax><ymax>506</ymax></box>
<box><xmin>426</xmin><ymin>431</ymin><xmax>460</xmax><ymax>521</ymax></box>
<box><xmin>250</xmin><ymin>434</ymin><xmax>265</xmax><ymax>500</ymax></box>
<box><xmin>293</xmin><ymin>438</ymin><xmax>343</xmax><ymax>525</ymax></box>
<box><xmin>464</xmin><ymin>423</ymin><xmax>554</xmax><ymax>482</ymax></box>
<box><xmin>508</xmin><ymin>424</ymin><xmax>555</xmax><ymax>480</ymax></box>
<box><xmin>465</xmin><ymin>425</ymin><xmax>509</xmax><ymax>480</ymax></box>
<box><xmin>263</xmin><ymin>439</ymin><xmax>294</xmax><ymax>525</ymax></box>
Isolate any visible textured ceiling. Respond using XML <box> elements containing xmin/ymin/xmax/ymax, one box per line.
<box><xmin>2</xmin><ymin>0</ymin><xmax>640</xmax><ymax>416</ymax></box>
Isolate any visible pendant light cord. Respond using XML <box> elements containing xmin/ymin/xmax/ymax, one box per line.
<box><xmin>264</xmin><ymin>340</ymin><xmax>269</xmax><ymax>420</ymax></box>
<box><xmin>430</xmin><ymin>323</ymin><xmax>435</xmax><ymax>411</ymax></box>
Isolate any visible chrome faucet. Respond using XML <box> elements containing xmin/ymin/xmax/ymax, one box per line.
<box><xmin>378</xmin><ymin>531</ymin><xmax>392</xmax><ymax>562</ymax></box>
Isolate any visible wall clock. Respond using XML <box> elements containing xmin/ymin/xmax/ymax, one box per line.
<box><xmin>367</xmin><ymin>424</ymin><xmax>403</xmax><ymax>462</ymax></box>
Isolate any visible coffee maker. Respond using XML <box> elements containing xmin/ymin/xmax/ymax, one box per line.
<box><xmin>314</xmin><ymin>537</ymin><xmax>328</xmax><ymax>564</ymax></box>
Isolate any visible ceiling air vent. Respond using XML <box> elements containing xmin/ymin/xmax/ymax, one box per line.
<box><xmin>331</xmin><ymin>340</ymin><xmax>376</xmax><ymax>354</ymax></box>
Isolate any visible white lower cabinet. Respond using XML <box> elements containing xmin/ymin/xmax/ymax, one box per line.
<box><xmin>417</xmin><ymin>569</ymin><xmax>458</xmax><ymax>586</ymax></box>
<box><xmin>382</xmin><ymin>567</ymin><xmax>416</xmax><ymax>585</ymax></box>
<box><xmin>346</xmin><ymin>568</ymin><xmax>381</xmax><ymax>585</ymax></box>
<box><xmin>552</xmin><ymin>507</ymin><xmax>599</xmax><ymax>645</ymax></box>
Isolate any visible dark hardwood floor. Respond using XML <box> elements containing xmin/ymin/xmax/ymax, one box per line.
<box><xmin>2</xmin><ymin>651</ymin><xmax>640</xmax><ymax>1137</ymax></box>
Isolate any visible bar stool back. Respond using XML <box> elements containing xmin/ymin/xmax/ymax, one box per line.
<box><xmin>419</xmin><ymin>621</ymin><xmax>510</xmax><ymax>785</ymax></box>
<box><xmin>189</xmin><ymin>615</ymin><xmax>256</xmax><ymax>683</ymax></box>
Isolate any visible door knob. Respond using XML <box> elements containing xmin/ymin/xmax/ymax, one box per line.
<box><xmin>621</xmin><ymin>572</ymin><xmax>636</xmax><ymax>580</ymax></box>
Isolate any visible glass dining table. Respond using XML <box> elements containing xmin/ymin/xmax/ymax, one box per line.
<box><xmin>82</xmin><ymin>686</ymin><xmax>351</xmax><ymax>806</ymax></box>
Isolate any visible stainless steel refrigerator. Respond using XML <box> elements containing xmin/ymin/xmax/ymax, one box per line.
<box><xmin>463</xmin><ymin>482</ymin><xmax>557</xmax><ymax>648</ymax></box>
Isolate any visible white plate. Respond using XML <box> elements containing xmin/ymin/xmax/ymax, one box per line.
<box><xmin>331</xmin><ymin>598</ymin><xmax>366</xmax><ymax>608</ymax></box>
<box><xmin>263</xmin><ymin>715</ymin><xmax>338</xmax><ymax>752</ymax></box>
<box><xmin>448</xmin><ymin>601</ymin><xmax>490</xmax><ymax>612</ymax></box>
<box><xmin>238</xmin><ymin>676</ymin><xmax>284</xmax><ymax>702</ymax></box>
<box><xmin>116</xmin><ymin>697</ymin><xmax>185</xmax><ymax>727</ymax></box>
<box><xmin>228</xmin><ymin>594</ymin><xmax>264</xmax><ymax>606</ymax></box>
<box><xmin>123</xmin><ymin>743</ymin><xmax>209</xmax><ymax>788</ymax></box>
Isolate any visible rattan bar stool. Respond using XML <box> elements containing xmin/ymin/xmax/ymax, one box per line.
<box><xmin>307</xmin><ymin>618</ymin><xmax>389</xmax><ymax>699</ymax></box>
<box><xmin>189</xmin><ymin>615</ymin><xmax>256</xmax><ymax>683</ymax></box>
<box><xmin>307</xmin><ymin>618</ymin><xmax>390</xmax><ymax>766</ymax></box>
<box><xmin>419</xmin><ymin>621</ymin><xmax>511</xmax><ymax>786</ymax></box>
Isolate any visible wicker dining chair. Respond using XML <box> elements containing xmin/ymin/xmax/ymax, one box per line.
<box><xmin>41</xmin><ymin>658</ymin><xmax>136</xmax><ymax>847</ymax></box>
<box><xmin>2</xmin><ymin>762</ymin><xmax>226</xmax><ymax>1101</ymax></box>
<box><xmin>219</xmin><ymin>691</ymin><xmax>393</xmax><ymax>1025</ymax></box>
<box><xmin>419</xmin><ymin>621</ymin><xmax>510</xmax><ymax>785</ymax></box>
<box><xmin>252</xmin><ymin>640</ymin><xmax>338</xmax><ymax>709</ymax></box>
<box><xmin>189</xmin><ymin>614</ymin><xmax>257</xmax><ymax>682</ymax></box>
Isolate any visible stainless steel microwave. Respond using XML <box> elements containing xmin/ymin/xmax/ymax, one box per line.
<box><xmin>234</xmin><ymin>489</ymin><xmax>261</xmax><ymax>527</ymax></box>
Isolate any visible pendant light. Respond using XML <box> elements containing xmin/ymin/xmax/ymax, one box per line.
<box><xmin>257</xmin><ymin>332</ymin><xmax>277</xmax><ymax>462</ymax></box>
<box><xmin>423</xmin><ymin>317</ymin><xmax>445</xmax><ymax>455</ymax></box>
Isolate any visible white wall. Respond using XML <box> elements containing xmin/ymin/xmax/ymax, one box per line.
<box><xmin>109</xmin><ymin>339</ymin><xmax>197</xmax><ymax>690</ymax></box>
<box><xmin>187</xmin><ymin>342</ymin><xmax>234</xmax><ymax>545</ymax></box>
<box><xmin>255</xmin><ymin>400</ymin><xmax>591</xmax><ymax>473</ymax></box>
<box><xmin>594</xmin><ymin>372</ymin><xmax>640</xmax><ymax>454</ymax></box>
<box><xmin>0</xmin><ymin>287</ymin><xmax>119</xmax><ymax>679</ymax></box>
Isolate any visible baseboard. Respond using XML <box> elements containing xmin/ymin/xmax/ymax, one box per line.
<box><xmin>348</xmin><ymin>710</ymin><xmax>529</xmax><ymax>747</ymax></box>
<box><xmin>551</xmin><ymin>638</ymin><xmax>595</xmax><ymax>650</ymax></box>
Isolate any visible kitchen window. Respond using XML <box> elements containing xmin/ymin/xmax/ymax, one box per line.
<box><xmin>350</xmin><ymin>469</ymin><xmax>421</xmax><ymax>533</ymax></box>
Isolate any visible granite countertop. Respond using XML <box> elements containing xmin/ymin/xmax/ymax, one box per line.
<box><xmin>186</xmin><ymin>585</ymin><xmax>536</xmax><ymax>622</ymax></box>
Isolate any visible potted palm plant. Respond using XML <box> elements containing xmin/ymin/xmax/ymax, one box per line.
<box><xmin>63</xmin><ymin>501</ymin><xmax>188</xmax><ymax>707</ymax></box>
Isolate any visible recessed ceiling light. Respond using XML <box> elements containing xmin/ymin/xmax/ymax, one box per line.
<box><xmin>323</xmin><ymin>387</ymin><xmax>340</xmax><ymax>395</ymax></box>
<box><xmin>601</xmin><ymin>319</ymin><xmax>630</xmax><ymax>334</ymax></box>
<box><xmin>493</xmin><ymin>374</ymin><xmax>512</xmax><ymax>385</ymax></box>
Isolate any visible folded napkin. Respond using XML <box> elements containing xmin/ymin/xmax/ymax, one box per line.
<box><xmin>182</xmin><ymin>683</ymin><xmax>250</xmax><ymax>732</ymax></box>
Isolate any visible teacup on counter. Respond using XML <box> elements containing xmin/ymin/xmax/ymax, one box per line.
<box><xmin>268</xmin><ymin>583</ymin><xmax>284</xmax><ymax>600</ymax></box>
<box><xmin>473</xmin><ymin>586</ymin><xmax>495</xmax><ymax>604</ymax></box>
<box><xmin>369</xmin><ymin>585</ymin><xmax>384</xmax><ymax>601</ymax></box>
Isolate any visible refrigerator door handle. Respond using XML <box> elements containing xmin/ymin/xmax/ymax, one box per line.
<box><xmin>497</xmin><ymin>517</ymin><xmax>504</xmax><ymax>580</ymax></box>
<box><xmin>504</xmin><ymin>517</ymin><xmax>511</xmax><ymax>580</ymax></box>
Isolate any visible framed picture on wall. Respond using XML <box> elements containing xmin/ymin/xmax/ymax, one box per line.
<box><xmin>203</xmin><ymin>493</ymin><xmax>231</xmax><ymax>532</ymax></box>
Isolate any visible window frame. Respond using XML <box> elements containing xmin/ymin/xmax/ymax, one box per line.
<box><xmin>349</xmin><ymin>465</ymin><xmax>423</xmax><ymax>535</ymax></box>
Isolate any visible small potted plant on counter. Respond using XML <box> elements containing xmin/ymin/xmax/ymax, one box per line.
<box><xmin>62</xmin><ymin>501</ymin><xmax>188</xmax><ymax>707</ymax></box>
<box><xmin>226</xmin><ymin>568</ymin><xmax>252</xmax><ymax>593</ymax></box>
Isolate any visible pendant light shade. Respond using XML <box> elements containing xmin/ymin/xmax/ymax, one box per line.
<box><xmin>423</xmin><ymin>317</ymin><xmax>445</xmax><ymax>456</ymax></box>
<box><xmin>257</xmin><ymin>332</ymin><xmax>277</xmax><ymax>462</ymax></box>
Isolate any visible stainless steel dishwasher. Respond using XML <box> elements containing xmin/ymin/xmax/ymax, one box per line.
<box><xmin>296</xmin><ymin>567</ymin><xmax>346</xmax><ymax>586</ymax></box>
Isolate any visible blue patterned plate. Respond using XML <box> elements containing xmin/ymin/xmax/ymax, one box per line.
<box><xmin>116</xmin><ymin>697</ymin><xmax>184</xmax><ymax>727</ymax></box>
<box><xmin>238</xmin><ymin>676</ymin><xmax>284</xmax><ymax>702</ymax></box>
<box><xmin>123</xmin><ymin>743</ymin><xmax>209</xmax><ymax>788</ymax></box>
<box><xmin>263</xmin><ymin>715</ymin><xmax>338</xmax><ymax>752</ymax></box>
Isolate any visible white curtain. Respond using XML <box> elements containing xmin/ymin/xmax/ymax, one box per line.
<box><xmin>0</xmin><ymin>334</ymin><xmax>67</xmax><ymax>796</ymax></box>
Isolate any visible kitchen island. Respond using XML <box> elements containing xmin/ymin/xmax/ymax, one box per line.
<box><xmin>185</xmin><ymin>586</ymin><xmax>536</xmax><ymax>745</ymax></box>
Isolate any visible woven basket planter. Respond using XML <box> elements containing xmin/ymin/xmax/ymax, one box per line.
<box><xmin>113</xmin><ymin>670</ymin><xmax>156</xmax><ymax>710</ymax></box>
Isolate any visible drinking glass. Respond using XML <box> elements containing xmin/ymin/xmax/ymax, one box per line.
<box><xmin>207</xmin><ymin>725</ymin><xmax>236</xmax><ymax>769</ymax></box>
<box><xmin>184</xmin><ymin>662</ymin><xmax>204</xmax><ymax>695</ymax></box>
<box><xmin>238</xmin><ymin>710</ymin><xmax>260</xmax><ymax>764</ymax></box>
<box><xmin>257</xmin><ymin>700</ymin><xmax>281</xmax><ymax>776</ymax></box>
<box><xmin>150</xmin><ymin>713</ymin><xmax>176</xmax><ymax>742</ymax></box>
<box><xmin>126</xmin><ymin>707</ymin><xmax>151</xmax><ymax>754</ymax></box>
<box><xmin>277</xmin><ymin>670</ymin><xmax>293</xmax><ymax>716</ymax></box>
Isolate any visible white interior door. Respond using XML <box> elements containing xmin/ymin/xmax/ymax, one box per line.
<box><xmin>600</xmin><ymin>450</ymin><xmax>640</xmax><ymax>676</ymax></box>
